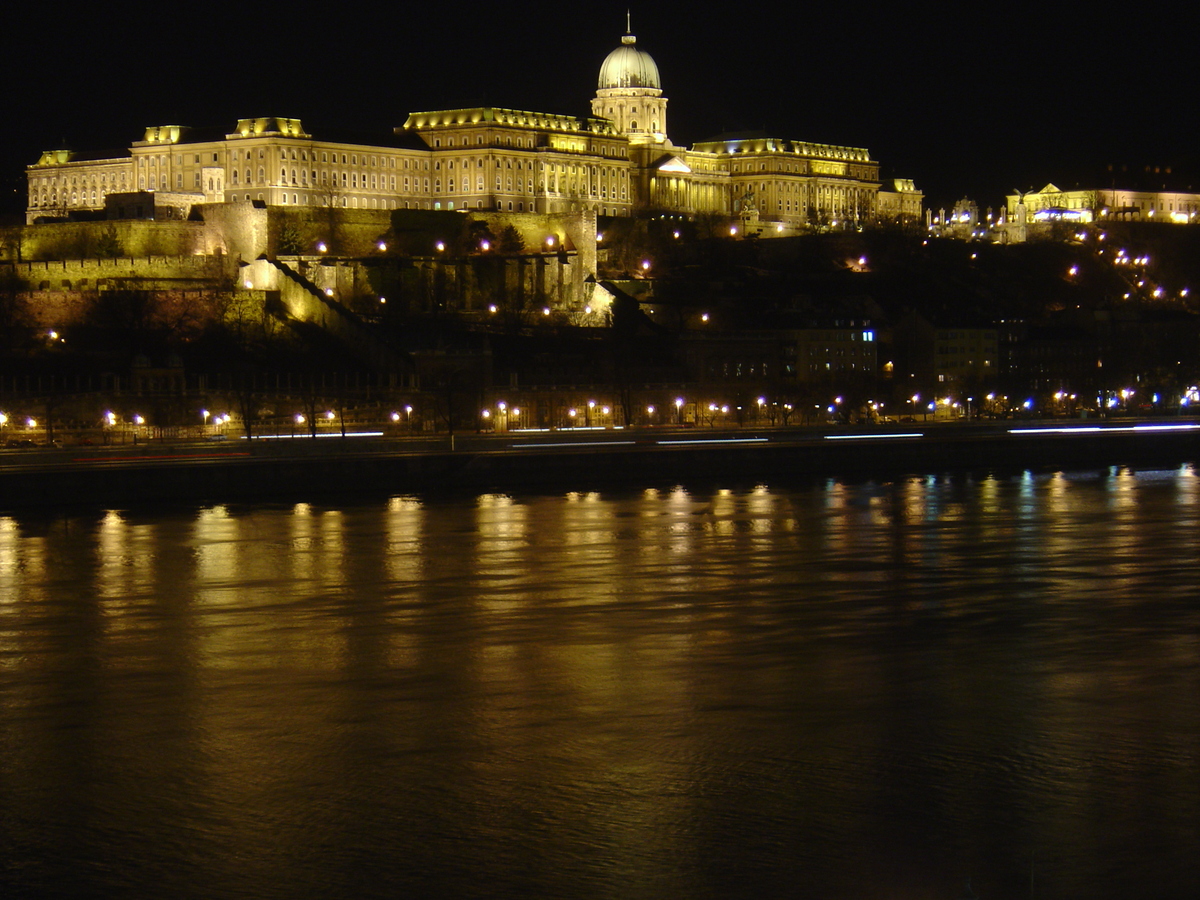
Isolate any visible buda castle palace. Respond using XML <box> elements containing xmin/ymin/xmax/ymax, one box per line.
<box><xmin>25</xmin><ymin>26</ymin><xmax>921</xmax><ymax>231</ymax></box>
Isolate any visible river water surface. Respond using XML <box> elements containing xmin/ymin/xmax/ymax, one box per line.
<box><xmin>2</xmin><ymin>467</ymin><xmax>1199</xmax><ymax>899</ymax></box>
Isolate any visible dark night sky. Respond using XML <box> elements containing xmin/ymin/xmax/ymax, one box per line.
<box><xmin>2</xmin><ymin>1</ymin><xmax>1194</xmax><ymax>214</ymax></box>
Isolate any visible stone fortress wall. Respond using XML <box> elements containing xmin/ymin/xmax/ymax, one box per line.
<box><xmin>2</xmin><ymin>207</ymin><xmax>599</xmax><ymax>332</ymax></box>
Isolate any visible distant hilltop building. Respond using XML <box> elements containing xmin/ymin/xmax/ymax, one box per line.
<box><xmin>25</xmin><ymin>25</ymin><xmax>920</xmax><ymax>231</ymax></box>
<box><xmin>1006</xmin><ymin>176</ymin><xmax>1200</xmax><ymax>225</ymax></box>
<box><xmin>926</xmin><ymin>166</ymin><xmax>1200</xmax><ymax>244</ymax></box>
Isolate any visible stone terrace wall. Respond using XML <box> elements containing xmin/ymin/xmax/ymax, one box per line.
<box><xmin>267</xmin><ymin>207</ymin><xmax>393</xmax><ymax>258</ymax></box>
<box><xmin>3</xmin><ymin>220</ymin><xmax>208</xmax><ymax>262</ymax></box>
<box><xmin>14</xmin><ymin>255</ymin><xmax>229</xmax><ymax>292</ymax></box>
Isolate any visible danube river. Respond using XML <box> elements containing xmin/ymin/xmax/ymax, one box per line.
<box><xmin>2</xmin><ymin>467</ymin><xmax>1198</xmax><ymax>899</ymax></box>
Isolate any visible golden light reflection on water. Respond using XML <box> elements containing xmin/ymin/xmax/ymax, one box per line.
<box><xmin>3</xmin><ymin>472</ymin><xmax>1200</xmax><ymax>899</ymax></box>
<box><xmin>0</xmin><ymin>516</ymin><xmax>26</xmax><ymax>606</ymax></box>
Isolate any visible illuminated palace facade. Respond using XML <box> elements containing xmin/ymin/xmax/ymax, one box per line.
<box><xmin>26</xmin><ymin>29</ymin><xmax>918</xmax><ymax>229</ymax></box>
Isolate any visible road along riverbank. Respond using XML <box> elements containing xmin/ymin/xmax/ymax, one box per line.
<box><xmin>3</xmin><ymin>421</ymin><xmax>1199</xmax><ymax>510</ymax></box>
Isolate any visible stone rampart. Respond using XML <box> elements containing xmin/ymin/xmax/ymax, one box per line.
<box><xmin>14</xmin><ymin>255</ymin><xmax>229</xmax><ymax>291</ymax></box>
<box><xmin>4</xmin><ymin>220</ymin><xmax>207</xmax><ymax>261</ymax></box>
<box><xmin>268</xmin><ymin>207</ymin><xmax>392</xmax><ymax>258</ymax></box>
<box><xmin>193</xmin><ymin>202</ymin><xmax>269</xmax><ymax>261</ymax></box>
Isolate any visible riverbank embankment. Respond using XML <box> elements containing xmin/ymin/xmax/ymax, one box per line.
<box><xmin>3</xmin><ymin>421</ymin><xmax>1199</xmax><ymax>510</ymax></box>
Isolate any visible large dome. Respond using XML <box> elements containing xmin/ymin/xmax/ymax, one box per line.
<box><xmin>598</xmin><ymin>34</ymin><xmax>661</xmax><ymax>91</ymax></box>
